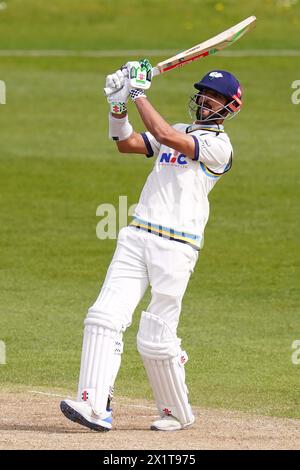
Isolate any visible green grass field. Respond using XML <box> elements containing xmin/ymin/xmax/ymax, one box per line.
<box><xmin>0</xmin><ymin>0</ymin><xmax>300</xmax><ymax>419</ymax></box>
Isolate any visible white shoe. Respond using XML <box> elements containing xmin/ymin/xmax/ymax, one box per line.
<box><xmin>60</xmin><ymin>399</ymin><xmax>112</xmax><ymax>432</ymax></box>
<box><xmin>151</xmin><ymin>414</ymin><xmax>195</xmax><ymax>431</ymax></box>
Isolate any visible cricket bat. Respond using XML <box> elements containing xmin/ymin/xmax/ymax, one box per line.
<box><xmin>104</xmin><ymin>16</ymin><xmax>256</xmax><ymax>96</ymax></box>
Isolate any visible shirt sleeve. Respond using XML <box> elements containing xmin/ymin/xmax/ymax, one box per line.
<box><xmin>192</xmin><ymin>133</ymin><xmax>233</xmax><ymax>173</ymax></box>
<box><xmin>140</xmin><ymin>131</ymin><xmax>161</xmax><ymax>158</ymax></box>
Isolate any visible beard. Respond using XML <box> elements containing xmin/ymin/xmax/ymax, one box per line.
<box><xmin>195</xmin><ymin>100</ymin><xmax>228</xmax><ymax>122</ymax></box>
<box><xmin>189</xmin><ymin>93</ymin><xmax>230</xmax><ymax>123</ymax></box>
<box><xmin>196</xmin><ymin>104</ymin><xmax>213</xmax><ymax>121</ymax></box>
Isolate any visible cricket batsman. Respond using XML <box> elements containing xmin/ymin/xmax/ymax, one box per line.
<box><xmin>60</xmin><ymin>59</ymin><xmax>243</xmax><ymax>431</ymax></box>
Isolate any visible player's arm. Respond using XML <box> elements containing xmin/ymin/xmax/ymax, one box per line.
<box><xmin>133</xmin><ymin>96</ymin><xmax>232</xmax><ymax>170</ymax></box>
<box><xmin>116</xmin><ymin>131</ymin><xmax>148</xmax><ymax>154</ymax></box>
<box><xmin>133</xmin><ymin>97</ymin><xmax>197</xmax><ymax>160</ymax></box>
<box><xmin>110</xmin><ymin>111</ymin><xmax>149</xmax><ymax>155</ymax></box>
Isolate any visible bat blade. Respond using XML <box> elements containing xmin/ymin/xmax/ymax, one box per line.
<box><xmin>152</xmin><ymin>16</ymin><xmax>256</xmax><ymax>77</ymax></box>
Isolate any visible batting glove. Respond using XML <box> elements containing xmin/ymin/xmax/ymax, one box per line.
<box><xmin>127</xmin><ymin>59</ymin><xmax>152</xmax><ymax>102</ymax></box>
<box><xmin>105</xmin><ymin>66</ymin><xmax>130</xmax><ymax>114</ymax></box>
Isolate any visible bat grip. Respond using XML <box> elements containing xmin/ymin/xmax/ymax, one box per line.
<box><xmin>151</xmin><ymin>66</ymin><xmax>159</xmax><ymax>77</ymax></box>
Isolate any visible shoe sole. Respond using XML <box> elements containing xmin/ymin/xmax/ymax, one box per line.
<box><xmin>60</xmin><ymin>401</ymin><xmax>110</xmax><ymax>432</ymax></box>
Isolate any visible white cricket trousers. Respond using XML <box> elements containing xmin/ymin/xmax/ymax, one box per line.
<box><xmin>90</xmin><ymin>226</ymin><xmax>198</xmax><ymax>334</ymax></box>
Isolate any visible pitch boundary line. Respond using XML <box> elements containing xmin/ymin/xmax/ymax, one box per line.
<box><xmin>0</xmin><ymin>49</ymin><xmax>300</xmax><ymax>58</ymax></box>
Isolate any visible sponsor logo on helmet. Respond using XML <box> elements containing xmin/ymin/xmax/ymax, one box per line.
<box><xmin>160</xmin><ymin>151</ymin><xmax>187</xmax><ymax>165</ymax></box>
<box><xmin>209</xmin><ymin>71</ymin><xmax>223</xmax><ymax>79</ymax></box>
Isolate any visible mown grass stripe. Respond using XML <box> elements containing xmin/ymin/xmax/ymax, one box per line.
<box><xmin>0</xmin><ymin>49</ymin><xmax>299</xmax><ymax>58</ymax></box>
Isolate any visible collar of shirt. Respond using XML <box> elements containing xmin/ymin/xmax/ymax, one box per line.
<box><xmin>186</xmin><ymin>123</ymin><xmax>225</xmax><ymax>134</ymax></box>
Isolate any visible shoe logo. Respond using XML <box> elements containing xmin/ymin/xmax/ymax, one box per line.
<box><xmin>163</xmin><ymin>408</ymin><xmax>172</xmax><ymax>416</ymax></box>
<box><xmin>82</xmin><ymin>390</ymin><xmax>89</xmax><ymax>401</ymax></box>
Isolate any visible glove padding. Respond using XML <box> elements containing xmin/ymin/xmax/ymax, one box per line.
<box><xmin>127</xmin><ymin>59</ymin><xmax>152</xmax><ymax>91</ymax></box>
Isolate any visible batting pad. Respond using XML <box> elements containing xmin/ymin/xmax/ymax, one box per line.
<box><xmin>77</xmin><ymin>311</ymin><xmax>122</xmax><ymax>417</ymax></box>
<box><xmin>137</xmin><ymin>311</ymin><xmax>194</xmax><ymax>426</ymax></box>
<box><xmin>109</xmin><ymin>332</ymin><xmax>124</xmax><ymax>401</ymax></box>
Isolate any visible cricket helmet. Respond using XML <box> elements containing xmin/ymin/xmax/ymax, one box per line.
<box><xmin>189</xmin><ymin>70</ymin><xmax>243</xmax><ymax>122</ymax></box>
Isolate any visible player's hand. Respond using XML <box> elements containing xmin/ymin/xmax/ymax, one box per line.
<box><xmin>105</xmin><ymin>66</ymin><xmax>128</xmax><ymax>92</ymax></box>
<box><xmin>127</xmin><ymin>59</ymin><xmax>152</xmax><ymax>102</ymax></box>
<box><xmin>106</xmin><ymin>81</ymin><xmax>130</xmax><ymax>105</ymax></box>
<box><xmin>105</xmin><ymin>66</ymin><xmax>130</xmax><ymax>107</ymax></box>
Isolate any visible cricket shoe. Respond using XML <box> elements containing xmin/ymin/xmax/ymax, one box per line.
<box><xmin>151</xmin><ymin>414</ymin><xmax>195</xmax><ymax>431</ymax></box>
<box><xmin>60</xmin><ymin>399</ymin><xmax>112</xmax><ymax>432</ymax></box>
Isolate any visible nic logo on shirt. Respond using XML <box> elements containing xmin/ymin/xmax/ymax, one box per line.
<box><xmin>159</xmin><ymin>151</ymin><xmax>188</xmax><ymax>166</ymax></box>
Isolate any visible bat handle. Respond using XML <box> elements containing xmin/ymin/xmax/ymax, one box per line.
<box><xmin>151</xmin><ymin>66</ymin><xmax>159</xmax><ymax>77</ymax></box>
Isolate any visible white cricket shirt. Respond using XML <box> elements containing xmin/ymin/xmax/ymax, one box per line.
<box><xmin>131</xmin><ymin>123</ymin><xmax>233</xmax><ymax>250</ymax></box>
